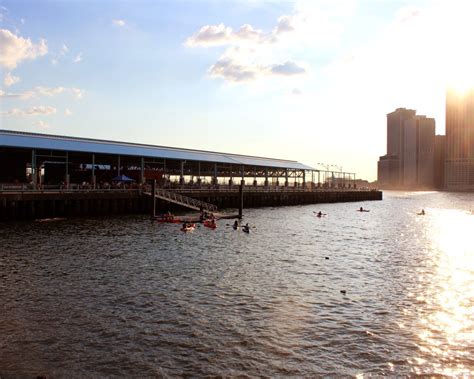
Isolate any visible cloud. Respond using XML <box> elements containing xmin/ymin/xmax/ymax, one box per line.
<box><xmin>0</xmin><ymin>89</ymin><xmax>34</xmax><ymax>99</ymax></box>
<box><xmin>1</xmin><ymin>105</ymin><xmax>57</xmax><ymax>116</ymax></box>
<box><xmin>33</xmin><ymin>120</ymin><xmax>50</xmax><ymax>129</ymax></box>
<box><xmin>61</xmin><ymin>43</ymin><xmax>69</xmax><ymax>55</ymax></box>
<box><xmin>185</xmin><ymin>1</ymin><xmax>348</xmax><ymax>83</ymax></box>
<box><xmin>65</xmin><ymin>108</ymin><xmax>72</xmax><ymax>116</ymax></box>
<box><xmin>186</xmin><ymin>23</ymin><xmax>233</xmax><ymax>47</ymax></box>
<box><xmin>270</xmin><ymin>61</ymin><xmax>306</xmax><ymax>76</ymax></box>
<box><xmin>0</xmin><ymin>86</ymin><xmax>84</xmax><ymax>99</ymax></box>
<box><xmin>208</xmin><ymin>57</ymin><xmax>258</xmax><ymax>82</ymax></box>
<box><xmin>112</xmin><ymin>19</ymin><xmax>126</xmax><ymax>27</ymax></box>
<box><xmin>51</xmin><ymin>58</ymin><xmax>58</xmax><ymax>65</ymax></box>
<box><xmin>0</xmin><ymin>28</ymin><xmax>48</xmax><ymax>69</ymax></box>
<box><xmin>74</xmin><ymin>52</ymin><xmax>82</xmax><ymax>63</ymax></box>
<box><xmin>208</xmin><ymin>56</ymin><xmax>307</xmax><ymax>82</ymax></box>
<box><xmin>3</xmin><ymin>72</ymin><xmax>20</xmax><ymax>86</ymax></box>
<box><xmin>275</xmin><ymin>15</ymin><xmax>295</xmax><ymax>35</ymax></box>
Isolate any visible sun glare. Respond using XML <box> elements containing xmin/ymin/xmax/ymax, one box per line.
<box><xmin>415</xmin><ymin>209</ymin><xmax>474</xmax><ymax>376</ymax></box>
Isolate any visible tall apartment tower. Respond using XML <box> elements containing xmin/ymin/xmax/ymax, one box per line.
<box><xmin>445</xmin><ymin>88</ymin><xmax>474</xmax><ymax>190</ymax></box>
<box><xmin>378</xmin><ymin>108</ymin><xmax>436</xmax><ymax>188</ymax></box>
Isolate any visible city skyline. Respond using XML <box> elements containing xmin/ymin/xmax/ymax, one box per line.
<box><xmin>2</xmin><ymin>1</ymin><xmax>474</xmax><ymax>181</ymax></box>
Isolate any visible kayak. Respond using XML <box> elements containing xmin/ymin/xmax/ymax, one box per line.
<box><xmin>204</xmin><ymin>220</ymin><xmax>217</xmax><ymax>229</ymax></box>
<box><xmin>181</xmin><ymin>224</ymin><xmax>195</xmax><ymax>232</ymax></box>
<box><xmin>156</xmin><ymin>218</ymin><xmax>181</xmax><ymax>224</ymax></box>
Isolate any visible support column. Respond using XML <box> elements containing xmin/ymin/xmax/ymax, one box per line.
<box><xmin>212</xmin><ymin>163</ymin><xmax>218</xmax><ymax>186</ymax></box>
<box><xmin>92</xmin><ymin>153</ymin><xmax>96</xmax><ymax>189</ymax></box>
<box><xmin>140</xmin><ymin>157</ymin><xmax>145</xmax><ymax>185</ymax></box>
<box><xmin>238</xmin><ymin>180</ymin><xmax>244</xmax><ymax>219</ymax></box>
<box><xmin>65</xmin><ymin>152</ymin><xmax>70</xmax><ymax>189</ymax></box>
<box><xmin>318</xmin><ymin>171</ymin><xmax>321</xmax><ymax>188</ymax></box>
<box><xmin>151</xmin><ymin>179</ymin><xmax>156</xmax><ymax>219</ymax></box>
<box><xmin>285</xmin><ymin>168</ymin><xmax>289</xmax><ymax>187</ymax></box>
<box><xmin>117</xmin><ymin>155</ymin><xmax>121</xmax><ymax>176</ymax></box>
<box><xmin>31</xmin><ymin>149</ymin><xmax>37</xmax><ymax>190</ymax></box>
<box><xmin>302</xmin><ymin>170</ymin><xmax>306</xmax><ymax>188</ymax></box>
<box><xmin>197</xmin><ymin>162</ymin><xmax>201</xmax><ymax>185</ymax></box>
<box><xmin>264</xmin><ymin>167</ymin><xmax>269</xmax><ymax>187</ymax></box>
<box><xmin>180</xmin><ymin>161</ymin><xmax>185</xmax><ymax>186</ymax></box>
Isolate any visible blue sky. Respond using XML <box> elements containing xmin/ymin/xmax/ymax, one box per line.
<box><xmin>1</xmin><ymin>0</ymin><xmax>473</xmax><ymax>180</ymax></box>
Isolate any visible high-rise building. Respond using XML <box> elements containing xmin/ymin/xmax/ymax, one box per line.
<box><xmin>434</xmin><ymin>135</ymin><xmax>446</xmax><ymax>189</ymax></box>
<box><xmin>445</xmin><ymin>88</ymin><xmax>474</xmax><ymax>190</ymax></box>
<box><xmin>378</xmin><ymin>109</ymin><xmax>436</xmax><ymax>189</ymax></box>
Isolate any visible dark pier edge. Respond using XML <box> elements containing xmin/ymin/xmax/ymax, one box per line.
<box><xmin>0</xmin><ymin>189</ymin><xmax>382</xmax><ymax>221</ymax></box>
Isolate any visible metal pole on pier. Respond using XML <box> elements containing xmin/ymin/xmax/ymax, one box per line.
<box><xmin>151</xmin><ymin>179</ymin><xmax>156</xmax><ymax>219</ymax></box>
<box><xmin>238</xmin><ymin>181</ymin><xmax>244</xmax><ymax>219</ymax></box>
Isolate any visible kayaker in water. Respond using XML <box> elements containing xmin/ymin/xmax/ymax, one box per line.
<box><xmin>317</xmin><ymin>211</ymin><xmax>323</xmax><ymax>217</ymax></box>
<box><xmin>233</xmin><ymin>220</ymin><xmax>239</xmax><ymax>229</ymax></box>
<box><xmin>420</xmin><ymin>209</ymin><xmax>425</xmax><ymax>215</ymax></box>
<box><xmin>243</xmin><ymin>223</ymin><xmax>250</xmax><ymax>233</ymax></box>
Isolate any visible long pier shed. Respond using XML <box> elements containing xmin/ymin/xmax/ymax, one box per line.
<box><xmin>0</xmin><ymin>129</ymin><xmax>381</xmax><ymax>220</ymax></box>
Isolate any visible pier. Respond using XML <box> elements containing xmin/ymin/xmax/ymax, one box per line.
<box><xmin>0</xmin><ymin>129</ymin><xmax>382</xmax><ymax>221</ymax></box>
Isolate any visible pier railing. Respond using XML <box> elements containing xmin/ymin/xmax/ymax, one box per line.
<box><xmin>0</xmin><ymin>183</ymin><xmax>378</xmax><ymax>194</ymax></box>
<box><xmin>143</xmin><ymin>188</ymin><xmax>218</xmax><ymax>213</ymax></box>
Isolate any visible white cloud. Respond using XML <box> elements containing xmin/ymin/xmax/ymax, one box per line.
<box><xmin>208</xmin><ymin>55</ymin><xmax>307</xmax><ymax>82</ymax></box>
<box><xmin>51</xmin><ymin>58</ymin><xmax>58</xmax><ymax>65</ymax></box>
<box><xmin>3</xmin><ymin>72</ymin><xmax>20</xmax><ymax>86</ymax></box>
<box><xmin>270</xmin><ymin>61</ymin><xmax>306</xmax><ymax>76</ymax></box>
<box><xmin>208</xmin><ymin>57</ymin><xmax>258</xmax><ymax>82</ymax></box>
<box><xmin>185</xmin><ymin>1</ymin><xmax>347</xmax><ymax>83</ymax></box>
<box><xmin>0</xmin><ymin>89</ymin><xmax>35</xmax><ymax>99</ymax></box>
<box><xmin>70</xmin><ymin>87</ymin><xmax>85</xmax><ymax>99</ymax></box>
<box><xmin>186</xmin><ymin>23</ymin><xmax>233</xmax><ymax>47</ymax></box>
<box><xmin>0</xmin><ymin>28</ymin><xmax>48</xmax><ymax>69</ymax></box>
<box><xmin>33</xmin><ymin>120</ymin><xmax>50</xmax><ymax>129</ymax></box>
<box><xmin>74</xmin><ymin>52</ymin><xmax>82</xmax><ymax>63</ymax></box>
<box><xmin>0</xmin><ymin>86</ymin><xmax>85</xmax><ymax>100</ymax></box>
<box><xmin>112</xmin><ymin>19</ymin><xmax>126</xmax><ymax>27</ymax></box>
<box><xmin>65</xmin><ymin>108</ymin><xmax>72</xmax><ymax>116</ymax></box>
<box><xmin>61</xmin><ymin>43</ymin><xmax>69</xmax><ymax>55</ymax></box>
<box><xmin>275</xmin><ymin>15</ymin><xmax>295</xmax><ymax>35</ymax></box>
<box><xmin>1</xmin><ymin>105</ymin><xmax>57</xmax><ymax>116</ymax></box>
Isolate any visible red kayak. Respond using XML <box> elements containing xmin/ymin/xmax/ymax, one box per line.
<box><xmin>156</xmin><ymin>217</ymin><xmax>181</xmax><ymax>224</ymax></box>
<box><xmin>203</xmin><ymin>220</ymin><xmax>217</xmax><ymax>229</ymax></box>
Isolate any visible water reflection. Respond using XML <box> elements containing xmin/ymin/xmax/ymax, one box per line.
<box><xmin>415</xmin><ymin>209</ymin><xmax>474</xmax><ymax>376</ymax></box>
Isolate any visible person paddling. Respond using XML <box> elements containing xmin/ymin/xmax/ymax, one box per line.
<box><xmin>242</xmin><ymin>223</ymin><xmax>250</xmax><ymax>233</ymax></box>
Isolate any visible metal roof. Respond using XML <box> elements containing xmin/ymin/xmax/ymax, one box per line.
<box><xmin>0</xmin><ymin>129</ymin><xmax>314</xmax><ymax>170</ymax></box>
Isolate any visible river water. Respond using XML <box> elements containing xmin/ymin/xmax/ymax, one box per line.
<box><xmin>1</xmin><ymin>191</ymin><xmax>473</xmax><ymax>377</ymax></box>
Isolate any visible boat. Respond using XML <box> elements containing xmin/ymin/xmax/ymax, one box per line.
<box><xmin>180</xmin><ymin>223</ymin><xmax>196</xmax><ymax>232</ymax></box>
<box><xmin>203</xmin><ymin>220</ymin><xmax>217</xmax><ymax>229</ymax></box>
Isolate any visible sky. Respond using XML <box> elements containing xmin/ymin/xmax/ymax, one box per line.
<box><xmin>1</xmin><ymin>0</ymin><xmax>474</xmax><ymax>181</ymax></box>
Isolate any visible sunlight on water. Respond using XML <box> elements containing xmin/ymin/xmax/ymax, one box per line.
<box><xmin>415</xmin><ymin>209</ymin><xmax>474</xmax><ymax>376</ymax></box>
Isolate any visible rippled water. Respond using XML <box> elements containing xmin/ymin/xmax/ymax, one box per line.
<box><xmin>1</xmin><ymin>191</ymin><xmax>473</xmax><ymax>377</ymax></box>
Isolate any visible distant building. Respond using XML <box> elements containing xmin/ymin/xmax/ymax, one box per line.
<box><xmin>378</xmin><ymin>108</ymin><xmax>436</xmax><ymax>189</ymax></box>
<box><xmin>445</xmin><ymin>88</ymin><xmax>474</xmax><ymax>190</ymax></box>
<box><xmin>434</xmin><ymin>135</ymin><xmax>446</xmax><ymax>189</ymax></box>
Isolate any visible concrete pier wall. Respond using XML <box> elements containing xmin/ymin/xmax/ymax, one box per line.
<box><xmin>0</xmin><ymin>189</ymin><xmax>382</xmax><ymax>221</ymax></box>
